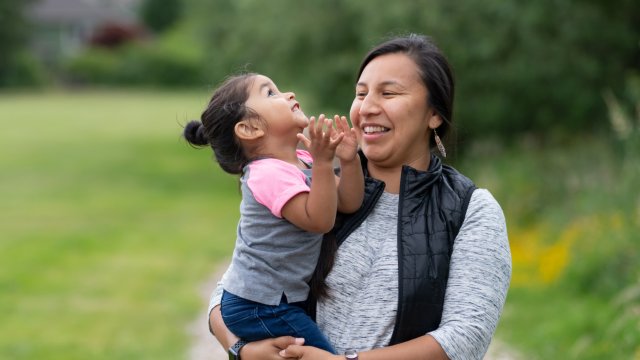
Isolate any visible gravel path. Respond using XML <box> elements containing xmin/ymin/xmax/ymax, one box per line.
<box><xmin>187</xmin><ymin>261</ymin><xmax>522</xmax><ymax>360</ymax></box>
<box><xmin>187</xmin><ymin>262</ymin><xmax>229</xmax><ymax>360</ymax></box>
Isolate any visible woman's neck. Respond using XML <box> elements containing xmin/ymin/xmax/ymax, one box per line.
<box><xmin>367</xmin><ymin>153</ymin><xmax>431</xmax><ymax>194</ymax></box>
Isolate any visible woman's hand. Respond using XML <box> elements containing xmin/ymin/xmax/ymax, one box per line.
<box><xmin>241</xmin><ymin>336</ymin><xmax>305</xmax><ymax>360</ymax></box>
<box><xmin>333</xmin><ymin>115</ymin><xmax>359</xmax><ymax>163</ymax></box>
<box><xmin>279</xmin><ymin>345</ymin><xmax>342</xmax><ymax>360</ymax></box>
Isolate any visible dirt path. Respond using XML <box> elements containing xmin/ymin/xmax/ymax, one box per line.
<box><xmin>186</xmin><ymin>262</ymin><xmax>228</xmax><ymax>360</ymax></box>
<box><xmin>187</xmin><ymin>261</ymin><xmax>523</xmax><ymax>360</ymax></box>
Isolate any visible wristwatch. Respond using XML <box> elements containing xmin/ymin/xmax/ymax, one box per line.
<box><xmin>228</xmin><ymin>339</ymin><xmax>247</xmax><ymax>360</ymax></box>
<box><xmin>345</xmin><ymin>349</ymin><xmax>359</xmax><ymax>359</ymax></box>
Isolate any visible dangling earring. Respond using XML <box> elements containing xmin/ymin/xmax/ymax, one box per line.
<box><xmin>433</xmin><ymin>128</ymin><xmax>446</xmax><ymax>158</ymax></box>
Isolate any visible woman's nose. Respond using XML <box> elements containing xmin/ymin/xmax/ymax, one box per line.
<box><xmin>359</xmin><ymin>94</ymin><xmax>380</xmax><ymax>115</ymax></box>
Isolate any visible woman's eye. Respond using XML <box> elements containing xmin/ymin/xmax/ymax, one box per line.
<box><xmin>356</xmin><ymin>92</ymin><xmax>367</xmax><ymax>97</ymax></box>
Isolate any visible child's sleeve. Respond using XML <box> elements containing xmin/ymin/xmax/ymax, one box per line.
<box><xmin>296</xmin><ymin>149</ymin><xmax>313</xmax><ymax>165</ymax></box>
<box><xmin>246</xmin><ymin>159</ymin><xmax>310</xmax><ymax>218</ymax></box>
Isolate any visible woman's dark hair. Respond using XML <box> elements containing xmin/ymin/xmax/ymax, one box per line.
<box><xmin>183</xmin><ymin>73</ymin><xmax>258</xmax><ymax>174</ymax></box>
<box><xmin>357</xmin><ymin>33</ymin><xmax>455</xmax><ymax>147</ymax></box>
<box><xmin>310</xmin><ymin>34</ymin><xmax>456</xmax><ymax>301</ymax></box>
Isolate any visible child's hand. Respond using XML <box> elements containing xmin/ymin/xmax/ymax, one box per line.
<box><xmin>297</xmin><ymin>114</ymin><xmax>344</xmax><ymax>164</ymax></box>
<box><xmin>333</xmin><ymin>115</ymin><xmax>359</xmax><ymax>163</ymax></box>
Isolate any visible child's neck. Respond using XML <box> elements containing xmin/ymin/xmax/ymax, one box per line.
<box><xmin>254</xmin><ymin>141</ymin><xmax>301</xmax><ymax>167</ymax></box>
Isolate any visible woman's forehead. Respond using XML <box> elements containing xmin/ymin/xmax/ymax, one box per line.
<box><xmin>358</xmin><ymin>53</ymin><xmax>420</xmax><ymax>85</ymax></box>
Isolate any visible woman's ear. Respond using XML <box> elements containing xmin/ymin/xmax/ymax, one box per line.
<box><xmin>234</xmin><ymin>120</ymin><xmax>265</xmax><ymax>141</ymax></box>
<box><xmin>428</xmin><ymin>112</ymin><xmax>443</xmax><ymax>130</ymax></box>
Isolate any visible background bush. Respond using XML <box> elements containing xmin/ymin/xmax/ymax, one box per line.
<box><xmin>7</xmin><ymin>0</ymin><xmax>638</xmax><ymax>142</ymax></box>
<box><xmin>65</xmin><ymin>35</ymin><xmax>205</xmax><ymax>87</ymax></box>
<box><xmin>187</xmin><ymin>0</ymin><xmax>639</xmax><ymax>142</ymax></box>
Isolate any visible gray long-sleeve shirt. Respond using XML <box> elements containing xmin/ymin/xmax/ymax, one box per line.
<box><xmin>210</xmin><ymin>189</ymin><xmax>512</xmax><ymax>359</ymax></box>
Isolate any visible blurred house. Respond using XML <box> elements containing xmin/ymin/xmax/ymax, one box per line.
<box><xmin>28</xmin><ymin>0</ymin><xmax>143</xmax><ymax>66</ymax></box>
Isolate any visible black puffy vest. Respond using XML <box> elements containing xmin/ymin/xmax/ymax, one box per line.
<box><xmin>310</xmin><ymin>153</ymin><xmax>476</xmax><ymax>345</ymax></box>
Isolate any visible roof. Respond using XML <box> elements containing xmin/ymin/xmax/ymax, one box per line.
<box><xmin>28</xmin><ymin>0</ymin><xmax>141</xmax><ymax>25</ymax></box>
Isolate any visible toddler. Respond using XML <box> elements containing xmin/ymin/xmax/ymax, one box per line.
<box><xmin>182</xmin><ymin>73</ymin><xmax>364</xmax><ymax>353</ymax></box>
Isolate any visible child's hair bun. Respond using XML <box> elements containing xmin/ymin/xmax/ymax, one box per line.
<box><xmin>183</xmin><ymin>120</ymin><xmax>209</xmax><ymax>146</ymax></box>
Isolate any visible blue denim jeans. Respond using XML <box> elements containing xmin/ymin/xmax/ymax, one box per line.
<box><xmin>221</xmin><ymin>290</ymin><xmax>335</xmax><ymax>354</ymax></box>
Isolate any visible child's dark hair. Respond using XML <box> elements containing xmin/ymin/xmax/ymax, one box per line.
<box><xmin>183</xmin><ymin>73</ymin><xmax>258</xmax><ymax>174</ymax></box>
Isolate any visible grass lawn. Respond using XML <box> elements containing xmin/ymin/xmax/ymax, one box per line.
<box><xmin>0</xmin><ymin>89</ymin><xmax>239</xmax><ymax>359</ymax></box>
<box><xmin>2</xmin><ymin>90</ymin><xmax>638</xmax><ymax>359</ymax></box>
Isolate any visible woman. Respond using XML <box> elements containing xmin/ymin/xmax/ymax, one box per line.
<box><xmin>209</xmin><ymin>34</ymin><xmax>511</xmax><ymax>360</ymax></box>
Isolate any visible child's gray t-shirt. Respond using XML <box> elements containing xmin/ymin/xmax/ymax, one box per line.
<box><xmin>223</xmin><ymin>150</ymin><xmax>321</xmax><ymax>306</ymax></box>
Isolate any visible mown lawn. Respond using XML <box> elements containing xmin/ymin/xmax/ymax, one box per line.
<box><xmin>0</xmin><ymin>90</ymin><xmax>239</xmax><ymax>359</ymax></box>
<box><xmin>1</xmin><ymin>90</ymin><xmax>638</xmax><ymax>359</ymax></box>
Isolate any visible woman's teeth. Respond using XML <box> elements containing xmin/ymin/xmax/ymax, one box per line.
<box><xmin>363</xmin><ymin>126</ymin><xmax>389</xmax><ymax>134</ymax></box>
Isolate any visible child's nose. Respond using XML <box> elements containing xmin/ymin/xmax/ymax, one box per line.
<box><xmin>285</xmin><ymin>91</ymin><xmax>295</xmax><ymax>99</ymax></box>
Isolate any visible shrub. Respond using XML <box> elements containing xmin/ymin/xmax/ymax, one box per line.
<box><xmin>0</xmin><ymin>51</ymin><xmax>48</xmax><ymax>87</ymax></box>
<box><xmin>64</xmin><ymin>42</ymin><xmax>205</xmax><ymax>87</ymax></box>
<box><xmin>64</xmin><ymin>48</ymin><xmax>122</xmax><ymax>85</ymax></box>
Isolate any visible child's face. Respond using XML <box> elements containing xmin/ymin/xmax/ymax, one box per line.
<box><xmin>245</xmin><ymin>75</ymin><xmax>309</xmax><ymax>138</ymax></box>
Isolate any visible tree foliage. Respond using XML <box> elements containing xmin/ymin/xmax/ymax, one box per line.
<box><xmin>140</xmin><ymin>0</ymin><xmax>183</xmax><ymax>33</ymax></box>
<box><xmin>0</xmin><ymin>0</ymin><xmax>39</xmax><ymax>86</ymax></box>
<box><xmin>50</xmin><ymin>0</ymin><xmax>640</xmax><ymax>141</ymax></box>
<box><xmin>187</xmin><ymin>0</ymin><xmax>639</xmax><ymax>142</ymax></box>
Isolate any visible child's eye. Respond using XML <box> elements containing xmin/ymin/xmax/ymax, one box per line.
<box><xmin>267</xmin><ymin>89</ymin><xmax>276</xmax><ymax>97</ymax></box>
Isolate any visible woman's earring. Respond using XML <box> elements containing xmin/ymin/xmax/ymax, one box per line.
<box><xmin>434</xmin><ymin>128</ymin><xmax>446</xmax><ymax>158</ymax></box>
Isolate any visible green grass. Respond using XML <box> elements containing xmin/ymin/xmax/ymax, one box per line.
<box><xmin>0</xmin><ymin>90</ymin><xmax>240</xmax><ymax>359</ymax></box>
<box><xmin>2</xmin><ymin>90</ymin><xmax>638</xmax><ymax>359</ymax></box>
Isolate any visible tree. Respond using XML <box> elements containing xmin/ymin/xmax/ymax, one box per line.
<box><xmin>140</xmin><ymin>0</ymin><xmax>183</xmax><ymax>34</ymax></box>
<box><xmin>0</xmin><ymin>0</ymin><xmax>38</xmax><ymax>86</ymax></box>
<box><xmin>151</xmin><ymin>0</ymin><xmax>640</xmax><ymax>142</ymax></box>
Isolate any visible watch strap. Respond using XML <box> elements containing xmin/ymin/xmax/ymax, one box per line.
<box><xmin>228</xmin><ymin>339</ymin><xmax>248</xmax><ymax>359</ymax></box>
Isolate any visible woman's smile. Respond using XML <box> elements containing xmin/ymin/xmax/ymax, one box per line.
<box><xmin>350</xmin><ymin>53</ymin><xmax>433</xmax><ymax>168</ymax></box>
<box><xmin>362</xmin><ymin>125</ymin><xmax>390</xmax><ymax>135</ymax></box>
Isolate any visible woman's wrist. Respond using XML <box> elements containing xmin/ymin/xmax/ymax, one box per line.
<box><xmin>344</xmin><ymin>349</ymin><xmax>359</xmax><ymax>359</ymax></box>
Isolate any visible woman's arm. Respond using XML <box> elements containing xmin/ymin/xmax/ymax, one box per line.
<box><xmin>210</xmin><ymin>305</ymin><xmax>239</xmax><ymax>350</ymax></box>
<box><xmin>427</xmin><ymin>189</ymin><xmax>511</xmax><ymax>359</ymax></box>
<box><xmin>280</xmin><ymin>335</ymin><xmax>447</xmax><ymax>360</ymax></box>
<box><xmin>208</xmin><ymin>267</ymin><xmax>238</xmax><ymax>349</ymax></box>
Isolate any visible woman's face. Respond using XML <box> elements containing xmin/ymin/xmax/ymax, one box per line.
<box><xmin>350</xmin><ymin>53</ymin><xmax>439</xmax><ymax>169</ymax></box>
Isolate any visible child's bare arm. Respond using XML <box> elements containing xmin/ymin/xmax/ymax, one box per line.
<box><xmin>333</xmin><ymin>115</ymin><xmax>364</xmax><ymax>214</ymax></box>
<box><xmin>281</xmin><ymin>115</ymin><xmax>343</xmax><ymax>234</ymax></box>
<box><xmin>336</xmin><ymin>156</ymin><xmax>364</xmax><ymax>214</ymax></box>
